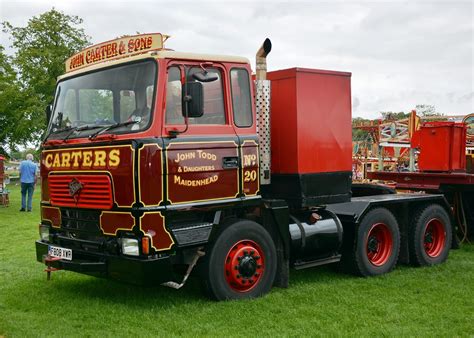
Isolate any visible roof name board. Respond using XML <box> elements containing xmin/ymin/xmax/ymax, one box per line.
<box><xmin>65</xmin><ymin>33</ymin><xmax>165</xmax><ymax>72</ymax></box>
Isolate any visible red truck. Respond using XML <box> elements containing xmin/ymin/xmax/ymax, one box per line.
<box><xmin>36</xmin><ymin>33</ymin><xmax>453</xmax><ymax>300</ymax></box>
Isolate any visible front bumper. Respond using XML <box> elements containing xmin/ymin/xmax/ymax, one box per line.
<box><xmin>36</xmin><ymin>240</ymin><xmax>175</xmax><ymax>286</ymax></box>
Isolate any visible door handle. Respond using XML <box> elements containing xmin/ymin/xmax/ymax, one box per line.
<box><xmin>222</xmin><ymin>156</ymin><xmax>239</xmax><ymax>169</ymax></box>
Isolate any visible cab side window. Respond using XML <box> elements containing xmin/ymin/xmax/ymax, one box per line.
<box><xmin>165</xmin><ymin>66</ymin><xmax>183</xmax><ymax>124</ymax></box>
<box><xmin>187</xmin><ymin>67</ymin><xmax>225</xmax><ymax>125</ymax></box>
<box><xmin>166</xmin><ymin>66</ymin><xmax>226</xmax><ymax>125</ymax></box>
<box><xmin>230</xmin><ymin>68</ymin><xmax>252</xmax><ymax>127</ymax></box>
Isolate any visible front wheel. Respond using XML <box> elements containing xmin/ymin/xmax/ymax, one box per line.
<box><xmin>200</xmin><ymin>220</ymin><xmax>277</xmax><ymax>301</ymax></box>
<box><xmin>409</xmin><ymin>204</ymin><xmax>452</xmax><ymax>266</ymax></box>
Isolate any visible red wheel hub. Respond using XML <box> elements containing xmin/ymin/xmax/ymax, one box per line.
<box><xmin>224</xmin><ymin>240</ymin><xmax>265</xmax><ymax>292</ymax></box>
<box><xmin>366</xmin><ymin>223</ymin><xmax>393</xmax><ymax>266</ymax></box>
<box><xmin>423</xmin><ymin>218</ymin><xmax>446</xmax><ymax>258</ymax></box>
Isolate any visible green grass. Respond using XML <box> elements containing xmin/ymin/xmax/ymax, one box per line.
<box><xmin>1</xmin><ymin>184</ymin><xmax>473</xmax><ymax>336</ymax></box>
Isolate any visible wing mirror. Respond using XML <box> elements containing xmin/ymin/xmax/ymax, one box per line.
<box><xmin>182</xmin><ymin>82</ymin><xmax>204</xmax><ymax>118</ymax></box>
<box><xmin>45</xmin><ymin>104</ymin><xmax>52</xmax><ymax>123</ymax></box>
<box><xmin>192</xmin><ymin>71</ymin><xmax>218</xmax><ymax>83</ymax></box>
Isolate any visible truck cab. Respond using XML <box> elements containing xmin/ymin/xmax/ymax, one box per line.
<box><xmin>38</xmin><ymin>33</ymin><xmax>261</xmax><ymax>287</ymax></box>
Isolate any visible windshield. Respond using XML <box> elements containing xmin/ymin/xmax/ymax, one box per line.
<box><xmin>47</xmin><ymin>60</ymin><xmax>157</xmax><ymax>140</ymax></box>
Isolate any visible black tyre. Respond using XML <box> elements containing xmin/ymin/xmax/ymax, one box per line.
<box><xmin>409</xmin><ymin>204</ymin><xmax>452</xmax><ymax>266</ymax></box>
<box><xmin>341</xmin><ymin>208</ymin><xmax>400</xmax><ymax>276</ymax></box>
<box><xmin>201</xmin><ymin>220</ymin><xmax>277</xmax><ymax>301</ymax></box>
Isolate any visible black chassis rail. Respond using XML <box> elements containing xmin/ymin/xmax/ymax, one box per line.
<box><xmin>326</xmin><ymin>193</ymin><xmax>454</xmax><ymax>264</ymax></box>
<box><xmin>326</xmin><ymin>193</ymin><xmax>451</xmax><ymax>223</ymax></box>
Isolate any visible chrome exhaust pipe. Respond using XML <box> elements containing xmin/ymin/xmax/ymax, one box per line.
<box><xmin>255</xmin><ymin>38</ymin><xmax>272</xmax><ymax>185</ymax></box>
<box><xmin>256</xmin><ymin>38</ymin><xmax>272</xmax><ymax>80</ymax></box>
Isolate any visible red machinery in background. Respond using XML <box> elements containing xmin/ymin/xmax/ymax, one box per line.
<box><xmin>413</xmin><ymin>121</ymin><xmax>466</xmax><ymax>172</ymax></box>
<box><xmin>368</xmin><ymin>115</ymin><xmax>474</xmax><ymax>241</ymax></box>
<box><xmin>0</xmin><ymin>156</ymin><xmax>4</xmax><ymax>187</ymax></box>
<box><xmin>0</xmin><ymin>155</ymin><xmax>9</xmax><ymax>207</ymax></box>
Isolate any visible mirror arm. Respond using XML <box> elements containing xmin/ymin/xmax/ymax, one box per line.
<box><xmin>168</xmin><ymin>67</ymin><xmax>191</xmax><ymax>138</ymax></box>
<box><xmin>45</xmin><ymin>105</ymin><xmax>52</xmax><ymax>123</ymax></box>
<box><xmin>200</xmin><ymin>62</ymin><xmax>213</xmax><ymax>73</ymax></box>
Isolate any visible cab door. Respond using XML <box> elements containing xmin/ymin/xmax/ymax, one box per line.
<box><xmin>229</xmin><ymin>67</ymin><xmax>260</xmax><ymax>198</ymax></box>
<box><xmin>163</xmin><ymin>63</ymin><xmax>240</xmax><ymax>207</ymax></box>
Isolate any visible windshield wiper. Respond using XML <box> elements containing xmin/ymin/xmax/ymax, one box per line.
<box><xmin>88</xmin><ymin>120</ymin><xmax>139</xmax><ymax>140</ymax></box>
<box><xmin>52</xmin><ymin>125</ymin><xmax>73</xmax><ymax>134</ymax></box>
<box><xmin>44</xmin><ymin>125</ymin><xmax>73</xmax><ymax>142</ymax></box>
<box><xmin>62</xmin><ymin>124</ymin><xmax>104</xmax><ymax>142</ymax></box>
<box><xmin>43</xmin><ymin>112</ymin><xmax>67</xmax><ymax>140</ymax></box>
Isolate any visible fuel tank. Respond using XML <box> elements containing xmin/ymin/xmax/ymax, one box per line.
<box><xmin>289</xmin><ymin>209</ymin><xmax>343</xmax><ymax>262</ymax></box>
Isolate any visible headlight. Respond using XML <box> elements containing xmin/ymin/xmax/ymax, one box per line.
<box><xmin>39</xmin><ymin>225</ymin><xmax>50</xmax><ymax>241</ymax></box>
<box><xmin>121</xmin><ymin>238</ymin><xmax>139</xmax><ymax>256</ymax></box>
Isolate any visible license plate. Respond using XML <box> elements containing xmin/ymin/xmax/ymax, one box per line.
<box><xmin>48</xmin><ymin>245</ymin><xmax>72</xmax><ymax>261</ymax></box>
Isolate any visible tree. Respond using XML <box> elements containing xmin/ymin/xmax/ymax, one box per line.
<box><xmin>380</xmin><ymin>111</ymin><xmax>410</xmax><ymax>120</ymax></box>
<box><xmin>1</xmin><ymin>9</ymin><xmax>91</xmax><ymax>151</ymax></box>
<box><xmin>9</xmin><ymin>147</ymin><xmax>41</xmax><ymax>162</ymax></box>
<box><xmin>352</xmin><ymin>128</ymin><xmax>369</xmax><ymax>141</ymax></box>
<box><xmin>0</xmin><ymin>45</ymin><xmax>29</xmax><ymax>154</ymax></box>
<box><xmin>415</xmin><ymin>104</ymin><xmax>440</xmax><ymax>117</ymax></box>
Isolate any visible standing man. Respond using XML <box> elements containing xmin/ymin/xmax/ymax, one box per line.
<box><xmin>19</xmin><ymin>153</ymin><xmax>38</xmax><ymax>212</ymax></box>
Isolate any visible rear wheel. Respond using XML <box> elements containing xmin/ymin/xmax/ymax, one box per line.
<box><xmin>409</xmin><ymin>204</ymin><xmax>452</xmax><ymax>266</ymax></box>
<box><xmin>341</xmin><ymin>208</ymin><xmax>400</xmax><ymax>276</ymax></box>
<box><xmin>201</xmin><ymin>220</ymin><xmax>277</xmax><ymax>300</ymax></box>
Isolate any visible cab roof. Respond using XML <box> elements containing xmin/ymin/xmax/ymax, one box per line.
<box><xmin>58</xmin><ymin>50</ymin><xmax>250</xmax><ymax>81</ymax></box>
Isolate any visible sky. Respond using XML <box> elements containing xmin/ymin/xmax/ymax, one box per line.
<box><xmin>1</xmin><ymin>0</ymin><xmax>473</xmax><ymax>118</ymax></box>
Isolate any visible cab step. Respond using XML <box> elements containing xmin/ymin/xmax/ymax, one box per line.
<box><xmin>293</xmin><ymin>255</ymin><xmax>341</xmax><ymax>270</ymax></box>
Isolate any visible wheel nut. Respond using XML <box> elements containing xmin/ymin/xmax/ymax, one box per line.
<box><xmin>236</xmin><ymin>274</ymin><xmax>241</xmax><ymax>279</ymax></box>
<box><xmin>234</xmin><ymin>265</ymin><xmax>239</xmax><ymax>270</ymax></box>
<box><xmin>255</xmin><ymin>256</ymin><xmax>261</xmax><ymax>260</ymax></box>
<box><xmin>243</xmin><ymin>250</ymin><xmax>248</xmax><ymax>256</ymax></box>
<box><xmin>250</xmin><ymin>250</ymin><xmax>255</xmax><ymax>255</ymax></box>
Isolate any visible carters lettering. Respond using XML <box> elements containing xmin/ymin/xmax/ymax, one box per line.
<box><xmin>43</xmin><ymin>149</ymin><xmax>120</xmax><ymax>169</ymax></box>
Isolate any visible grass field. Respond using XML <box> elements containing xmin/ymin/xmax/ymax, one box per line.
<box><xmin>1</xmin><ymin>184</ymin><xmax>473</xmax><ymax>336</ymax></box>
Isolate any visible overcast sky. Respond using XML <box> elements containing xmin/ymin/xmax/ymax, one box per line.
<box><xmin>1</xmin><ymin>0</ymin><xmax>473</xmax><ymax>118</ymax></box>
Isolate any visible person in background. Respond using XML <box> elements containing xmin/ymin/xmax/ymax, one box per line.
<box><xmin>19</xmin><ymin>153</ymin><xmax>38</xmax><ymax>212</ymax></box>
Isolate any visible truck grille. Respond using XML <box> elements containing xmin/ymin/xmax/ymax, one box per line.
<box><xmin>59</xmin><ymin>208</ymin><xmax>104</xmax><ymax>245</ymax></box>
<box><xmin>61</xmin><ymin>208</ymin><xmax>101</xmax><ymax>234</ymax></box>
<box><xmin>49</xmin><ymin>174</ymin><xmax>113</xmax><ymax>209</ymax></box>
